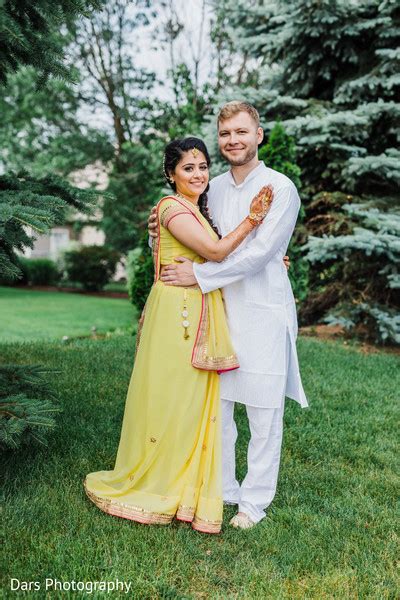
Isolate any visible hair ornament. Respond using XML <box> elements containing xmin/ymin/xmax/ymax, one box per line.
<box><xmin>162</xmin><ymin>153</ymin><xmax>170</xmax><ymax>181</ymax></box>
<box><xmin>191</xmin><ymin>147</ymin><xmax>199</xmax><ymax>158</ymax></box>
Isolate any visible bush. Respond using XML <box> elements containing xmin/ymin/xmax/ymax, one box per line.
<box><xmin>259</xmin><ymin>122</ymin><xmax>301</xmax><ymax>190</ymax></box>
<box><xmin>0</xmin><ymin>271</ymin><xmax>18</xmax><ymax>286</ymax></box>
<box><xmin>260</xmin><ymin>122</ymin><xmax>309</xmax><ymax>306</ymax></box>
<box><xmin>127</xmin><ymin>232</ymin><xmax>154</xmax><ymax>311</ymax></box>
<box><xmin>64</xmin><ymin>245</ymin><xmax>120</xmax><ymax>291</ymax></box>
<box><xmin>0</xmin><ymin>257</ymin><xmax>61</xmax><ymax>286</ymax></box>
<box><xmin>20</xmin><ymin>257</ymin><xmax>60</xmax><ymax>285</ymax></box>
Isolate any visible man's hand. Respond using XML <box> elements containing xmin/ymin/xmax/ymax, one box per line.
<box><xmin>160</xmin><ymin>257</ymin><xmax>197</xmax><ymax>286</ymax></box>
<box><xmin>150</xmin><ymin>199</ymin><xmax>290</xmax><ymax>271</ymax></box>
<box><xmin>160</xmin><ymin>254</ymin><xmax>289</xmax><ymax>286</ymax></box>
<box><xmin>148</xmin><ymin>206</ymin><xmax>158</xmax><ymax>239</ymax></box>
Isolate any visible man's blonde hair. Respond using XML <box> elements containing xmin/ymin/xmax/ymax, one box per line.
<box><xmin>217</xmin><ymin>101</ymin><xmax>260</xmax><ymax>128</ymax></box>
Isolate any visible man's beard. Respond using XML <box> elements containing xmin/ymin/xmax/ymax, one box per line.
<box><xmin>220</xmin><ymin>144</ymin><xmax>258</xmax><ymax>166</ymax></box>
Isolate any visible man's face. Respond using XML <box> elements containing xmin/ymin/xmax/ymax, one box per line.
<box><xmin>218</xmin><ymin>112</ymin><xmax>263</xmax><ymax>166</ymax></box>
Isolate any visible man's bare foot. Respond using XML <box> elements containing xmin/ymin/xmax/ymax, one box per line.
<box><xmin>229</xmin><ymin>511</ymin><xmax>255</xmax><ymax>529</ymax></box>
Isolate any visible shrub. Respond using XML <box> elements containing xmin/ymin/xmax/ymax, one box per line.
<box><xmin>20</xmin><ymin>257</ymin><xmax>60</xmax><ymax>285</ymax></box>
<box><xmin>127</xmin><ymin>232</ymin><xmax>154</xmax><ymax>311</ymax></box>
<box><xmin>64</xmin><ymin>245</ymin><xmax>120</xmax><ymax>291</ymax></box>
<box><xmin>0</xmin><ymin>257</ymin><xmax>60</xmax><ymax>286</ymax></box>
<box><xmin>0</xmin><ymin>271</ymin><xmax>19</xmax><ymax>286</ymax></box>
<box><xmin>259</xmin><ymin>122</ymin><xmax>309</xmax><ymax>306</ymax></box>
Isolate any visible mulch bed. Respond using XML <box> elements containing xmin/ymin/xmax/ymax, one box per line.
<box><xmin>300</xmin><ymin>324</ymin><xmax>400</xmax><ymax>355</ymax></box>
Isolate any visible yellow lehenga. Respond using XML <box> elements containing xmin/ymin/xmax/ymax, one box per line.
<box><xmin>84</xmin><ymin>195</ymin><xmax>239</xmax><ymax>534</ymax></box>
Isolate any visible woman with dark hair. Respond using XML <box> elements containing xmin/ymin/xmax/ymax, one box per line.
<box><xmin>84</xmin><ymin>137</ymin><xmax>272</xmax><ymax>534</ymax></box>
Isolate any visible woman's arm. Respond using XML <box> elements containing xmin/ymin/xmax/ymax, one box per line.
<box><xmin>193</xmin><ymin>183</ymin><xmax>300</xmax><ymax>293</ymax></box>
<box><xmin>166</xmin><ymin>186</ymin><xmax>273</xmax><ymax>262</ymax></box>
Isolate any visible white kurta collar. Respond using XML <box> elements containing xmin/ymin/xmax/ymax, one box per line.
<box><xmin>227</xmin><ymin>161</ymin><xmax>266</xmax><ymax>189</ymax></box>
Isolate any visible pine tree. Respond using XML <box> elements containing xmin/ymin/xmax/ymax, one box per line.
<box><xmin>0</xmin><ymin>365</ymin><xmax>62</xmax><ymax>451</ymax></box>
<box><xmin>0</xmin><ymin>171</ymin><xmax>99</xmax><ymax>448</ymax></box>
<box><xmin>0</xmin><ymin>0</ymin><xmax>103</xmax><ymax>450</ymax></box>
<box><xmin>0</xmin><ymin>171</ymin><xmax>98</xmax><ymax>281</ymax></box>
<box><xmin>0</xmin><ymin>0</ymin><xmax>101</xmax><ymax>86</ymax></box>
<box><xmin>209</xmin><ymin>0</ymin><xmax>400</xmax><ymax>343</ymax></box>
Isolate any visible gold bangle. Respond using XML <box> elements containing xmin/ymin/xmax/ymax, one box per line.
<box><xmin>247</xmin><ymin>216</ymin><xmax>260</xmax><ymax>228</ymax></box>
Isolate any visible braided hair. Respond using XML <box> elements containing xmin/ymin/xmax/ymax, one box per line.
<box><xmin>163</xmin><ymin>137</ymin><xmax>220</xmax><ymax>238</ymax></box>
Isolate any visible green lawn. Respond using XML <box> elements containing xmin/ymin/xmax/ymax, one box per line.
<box><xmin>1</xmin><ymin>335</ymin><xmax>398</xmax><ymax>598</ymax></box>
<box><xmin>0</xmin><ymin>286</ymin><xmax>136</xmax><ymax>342</ymax></box>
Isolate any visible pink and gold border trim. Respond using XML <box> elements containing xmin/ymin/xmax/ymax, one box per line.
<box><xmin>84</xmin><ymin>479</ymin><xmax>221</xmax><ymax>534</ymax></box>
<box><xmin>191</xmin><ymin>294</ymin><xmax>239</xmax><ymax>373</ymax></box>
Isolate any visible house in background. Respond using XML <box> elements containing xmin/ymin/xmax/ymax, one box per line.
<box><xmin>22</xmin><ymin>212</ymin><xmax>105</xmax><ymax>260</ymax></box>
<box><xmin>21</xmin><ymin>162</ymin><xmax>126</xmax><ymax>281</ymax></box>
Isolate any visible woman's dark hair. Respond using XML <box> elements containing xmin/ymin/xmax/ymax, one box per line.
<box><xmin>163</xmin><ymin>137</ymin><xmax>220</xmax><ymax>237</ymax></box>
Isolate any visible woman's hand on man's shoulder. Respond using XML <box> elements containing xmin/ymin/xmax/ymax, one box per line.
<box><xmin>148</xmin><ymin>206</ymin><xmax>158</xmax><ymax>239</ymax></box>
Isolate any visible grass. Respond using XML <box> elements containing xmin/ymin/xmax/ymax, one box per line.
<box><xmin>1</xmin><ymin>335</ymin><xmax>398</xmax><ymax>598</ymax></box>
<box><xmin>0</xmin><ymin>286</ymin><xmax>136</xmax><ymax>342</ymax></box>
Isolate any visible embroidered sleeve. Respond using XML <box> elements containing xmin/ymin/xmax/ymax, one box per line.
<box><xmin>159</xmin><ymin>199</ymin><xmax>192</xmax><ymax>228</ymax></box>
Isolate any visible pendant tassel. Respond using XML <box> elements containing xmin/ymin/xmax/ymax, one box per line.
<box><xmin>182</xmin><ymin>288</ymin><xmax>190</xmax><ymax>339</ymax></box>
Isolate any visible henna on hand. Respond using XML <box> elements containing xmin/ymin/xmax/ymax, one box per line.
<box><xmin>248</xmin><ymin>184</ymin><xmax>274</xmax><ymax>226</ymax></box>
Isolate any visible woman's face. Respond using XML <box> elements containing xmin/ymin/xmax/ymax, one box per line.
<box><xmin>171</xmin><ymin>150</ymin><xmax>209</xmax><ymax>199</ymax></box>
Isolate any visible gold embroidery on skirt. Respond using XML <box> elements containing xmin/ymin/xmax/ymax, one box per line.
<box><xmin>84</xmin><ymin>480</ymin><xmax>173</xmax><ymax>525</ymax></box>
<box><xmin>176</xmin><ymin>504</ymin><xmax>195</xmax><ymax>521</ymax></box>
<box><xmin>192</xmin><ymin>515</ymin><xmax>222</xmax><ymax>534</ymax></box>
<box><xmin>84</xmin><ymin>480</ymin><xmax>221</xmax><ymax>532</ymax></box>
<box><xmin>177</xmin><ymin>504</ymin><xmax>222</xmax><ymax>533</ymax></box>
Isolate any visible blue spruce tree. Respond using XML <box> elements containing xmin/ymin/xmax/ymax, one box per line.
<box><xmin>209</xmin><ymin>0</ymin><xmax>400</xmax><ymax>344</ymax></box>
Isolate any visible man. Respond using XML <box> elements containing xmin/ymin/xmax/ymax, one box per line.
<box><xmin>149</xmin><ymin>101</ymin><xmax>308</xmax><ymax>529</ymax></box>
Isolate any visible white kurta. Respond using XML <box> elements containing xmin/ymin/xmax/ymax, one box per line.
<box><xmin>193</xmin><ymin>161</ymin><xmax>308</xmax><ymax>409</ymax></box>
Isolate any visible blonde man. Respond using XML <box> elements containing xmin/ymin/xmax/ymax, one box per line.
<box><xmin>150</xmin><ymin>101</ymin><xmax>308</xmax><ymax>529</ymax></box>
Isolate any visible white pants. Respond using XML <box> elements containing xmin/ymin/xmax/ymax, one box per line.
<box><xmin>221</xmin><ymin>398</ymin><xmax>285</xmax><ymax>523</ymax></box>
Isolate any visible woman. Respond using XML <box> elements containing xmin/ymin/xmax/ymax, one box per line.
<box><xmin>84</xmin><ymin>137</ymin><xmax>273</xmax><ymax>534</ymax></box>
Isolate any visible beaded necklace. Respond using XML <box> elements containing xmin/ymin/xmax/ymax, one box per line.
<box><xmin>174</xmin><ymin>192</ymin><xmax>200</xmax><ymax>210</ymax></box>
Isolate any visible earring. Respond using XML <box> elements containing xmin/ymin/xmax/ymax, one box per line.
<box><xmin>169</xmin><ymin>177</ymin><xmax>174</xmax><ymax>184</ymax></box>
